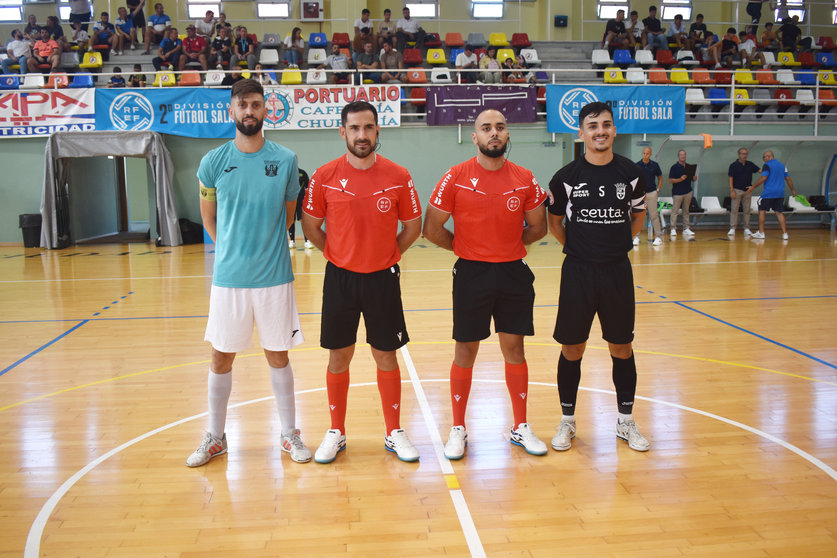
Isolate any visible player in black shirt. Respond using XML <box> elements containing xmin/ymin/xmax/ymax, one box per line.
<box><xmin>547</xmin><ymin>101</ymin><xmax>650</xmax><ymax>453</ymax></box>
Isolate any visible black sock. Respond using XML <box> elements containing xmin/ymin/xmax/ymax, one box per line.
<box><xmin>612</xmin><ymin>353</ymin><xmax>637</xmax><ymax>415</ymax></box>
<box><xmin>557</xmin><ymin>353</ymin><xmax>582</xmax><ymax>417</ymax></box>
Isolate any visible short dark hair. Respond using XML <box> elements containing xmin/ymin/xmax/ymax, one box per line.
<box><xmin>231</xmin><ymin>78</ymin><xmax>264</xmax><ymax>100</ymax></box>
<box><xmin>578</xmin><ymin>101</ymin><xmax>612</xmax><ymax>126</ymax></box>
<box><xmin>341</xmin><ymin>100</ymin><xmax>377</xmax><ymax>127</ymax></box>
<box><xmin>649</xmin><ymin>5</ymin><xmax>657</xmax><ymax>11</ymax></box>
<box><xmin>696</xmin><ymin>13</ymin><xmax>704</xmax><ymax>19</ymax></box>
<box><xmin>765</xmin><ymin>22</ymin><xmax>773</xmax><ymax>27</ymax></box>
<box><xmin>727</xmin><ymin>27</ymin><xmax>737</xmax><ymax>34</ymax></box>
<box><xmin>101</xmin><ymin>11</ymin><xmax>109</xmax><ymax>17</ymax></box>
<box><xmin>362</xmin><ymin>8</ymin><xmax>370</xmax><ymax>15</ymax></box>
<box><xmin>384</xmin><ymin>8</ymin><xmax>391</xmax><ymax>13</ymax></box>
<box><xmin>630</xmin><ymin>10</ymin><xmax>638</xmax><ymax>16</ymax></box>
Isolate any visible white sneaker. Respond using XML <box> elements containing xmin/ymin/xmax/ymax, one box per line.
<box><xmin>216</xmin><ymin>63</ymin><xmax>223</xmax><ymax>70</ymax></box>
<box><xmin>632</xmin><ymin>236</ymin><xmax>640</xmax><ymax>246</ymax></box>
<box><xmin>444</xmin><ymin>425</ymin><xmax>467</xmax><ymax>460</ymax></box>
<box><xmin>385</xmin><ymin>428</ymin><xmax>419</xmax><ymax>462</ymax></box>
<box><xmin>727</xmin><ymin>228</ymin><xmax>735</xmax><ymax>236</ymax></box>
<box><xmin>652</xmin><ymin>236</ymin><xmax>663</xmax><ymax>246</ymax></box>
<box><xmin>314</xmin><ymin>429</ymin><xmax>346</xmax><ymax>463</ymax></box>
<box><xmin>782</xmin><ymin>232</ymin><xmax>789</xmax><ymax>240</ymax></box>
<box><xmin>288</xmin><ymin>238</ymin><xmax>295</xmax><ymax>249</ymax></box>
<box><xmin>744</xmin><ymin>228</ymin><xmax>753</xmax><ymax>236</ymax></box>
<box><xmin>130</xmin><ymin>43</ymin><xmax>136</xmax><ymax>50</ymax></box>
<box><xmin>111</xmin><ymin>49</ymin><xmax>118</xmax><ymax>56</ymax></box>
<box><xmin>551</xmin><ymin>420</ymin><xmax>576</xmax><ymax>451</ymax></box>
<box><xmin>751</xmin><ymin>231</ymin><xmax>765</xmax><ymax>239</ymax></box>
<box><xmin>616</xmin><ymin>418</ymin><xmax>650</xmax><ymax>451</ymax></box>
<box><xmin>118</xmin><ymin>50</ymin><xmax>123</xmax><ymax>55</ymax></box>
<box><xmin>670</xmin><ymin>229</ymin><xmax>677</xmax><ymax>237</ymax></box>
<box><xmin>186</xmin><ymin>432</ymin><xmax>227</xmax><ymax>467</ymax></box>
<box><xmin>304</xmin><ymin>240</ymin><xmax>314</xmax><ymax>249</ymax></box>
<box><xmin>280</xmin><ymin>429</ymin><xmax>312</xmax><ymax>463</ymax></box>
<box><xmin>510</xmin><ymin>423</ymin><xmax>548</xmax><ymax>456</ymax></box>
<box><xmin>683</xmin><ymin>228</ymin><xmax>695</xmax><ymax>237</ymax></box>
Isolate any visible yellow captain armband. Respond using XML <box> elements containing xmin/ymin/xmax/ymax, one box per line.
<box><xmin>199</xmin><ymin>184</ymin><xmax>217</xmax><ymax>202</ymax></box>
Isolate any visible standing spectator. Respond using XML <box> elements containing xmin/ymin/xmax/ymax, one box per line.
<box><xmin>144</xmin><ymin>3</ymin><xmax>171</xmax><ymax>54</ymax></box>
<box><xmin>108</xmin><ymin>66</ymin><xmax>126</xmax><ymax>87</ymax></box>
<box><xmin>189</xmin><ymin>79</ymin><xmax>312</xmax><ymax>467</ymax></box>
<box><xmin>455</xmin><ymin>43</ymin><xmax>478</xmax><ymax>83</ymax></box>
<box><xmin>668</xmin><ymin>149</ymin><xmax>697</xmax><ymax>238</ymax></box>
<box><xmin>70</xmin><ymin>21</ymin><xmax>89</xmax><ymax>52</ymax></box>
<box><xmin>727</xmin><ymin>147</ymin><xmax>760</xmax><ymax>237</ymax></box>
<box><xmin>282</xmin><ymin>27</ymin><xmax>304</xmax><ymax>68</ymax></box>
<box><xmin>738</xmin><ymin>31</ymin><xmax>766</xmax><ymax>67</ymax></box>
<box><xmin>68</xmin><ymin>0</ymin><xmax>92</xmax><ymax>32</ymax></box>
<box><xmin>761</xmin><ymin>22</ymin><xmax>779</xmax><ymax>51</ymax></box>
<box><xmin>356</xmin><ymin>41</ymin><xmax>380</xmax><ymax>83</ymax></box>
<box><xmin>379</xmin><ymin>39</ymin><xmax>405</xmax><ymax>83</ymax></box>
<box><xmin>376</xmin><ymin>8</ymin><xmax>396</xmax><ymax>50</ymax></box>
<box><xmin>215</xmin><ymin>12</ymin><xmax>232</xmax><ymax>36</ymax></box>
<box><xmin>625</xmin><ymin>10</ymin><xmax>646</xmax><ymax>50</ymax></box>
<box><xmin>318</xmin><ymin>43</ymin><xmax>352</xmax><ymax>84</ymax></box>
<box><xmin>635</xmin><ymin>146</ymin><xmax>664</xmax><ymax>246</ymax></box>
<box><xmin>23</xmin><ymin>14</ymin><xmax>40</xmax><ymax>41</ymax></box>
<box><xmin>479</xmin><ymin>46</ymin><xmax>502</xmax><ymax>84</ymax></box>
<box><xmin>91</xmin><ymin>12</ymin><xmax>117</xmax><ymax>56</ymax></box>
<box><xmin>747</xmin><ymin>151</ymin><xmax>797</xmax><ymax>240</ymax></box>
<box><xmin>777</xmin><ymin>16</ymin><xmax>803</xmax><ymax>52</ymax></box>
<box><xmin>643</xmin><ymin>6</ymin><xmax>668</xmax><ymax>52</ymax></box>
<box><xmin>547</xmin><ymin>101</ymin><xmax>650</xmax><ymax>453</ymax></box>
<box><xmin>396</xmin><ymin>6</ymin><xmax>426</xmax><ymax>51</ymax></box>
<box><xmin>209</xmin><ymin>25</ymin><xmax>232</xmax><ymax>69</ymax></box>
<box><xmin>125</xmin><ymin>0</ymin><xmax>146</xmax><ymax>45</ymax></box>
<box><xmin>231</xmin><ymin>26</ymin><xmax>257</xmax><ymax>70</ymax></box>
<box><xmin>666</xmin><ymin>14</ymin><xmax>689</xmax><ymax>50</ymax></box>
<box><xmin>604</xmin><ymin>9</ymin><xmax>629</xmax><ymax>52</ymax></box>
<box><xmin>301</xmin><ymin>101</ymin><xmax>423</xmax><ymax>464</ymax></box>
<box><xmin>180</xmin><ymin>24</ymin><xmax>208</xmax><ymax>71</ymax></box>
<box><xmin>2</xmin><ymin>29</ymin><xmax>30</xmax><ymax>75</ymax></box>
<box><xmin>151</xmin><ymin>27</ymin><xmax>181</xmax><ymax>71</ymax></box>
<box><xmin>114</xmin><ymin>7</ymin><xmax>137</xmax><ymax>54</ymax></box>
<box><xmin>423</xmin><ymin>109</ymin><xmax>549</xmax><ymax>460</ymax></box>
<box><xmin>43</xmin><ymin>16</ymin><xmax>67</xmax><ymax>52</ymax></box>
<box><xmin>195</xmin><ymin>10</ymin><xmax>215</xmax><ymax>41</ymax></box>
<box><xmin>747</xmin><ymin>0</ymin><xmax>770</xmax><ymax>24</ymax></box>
<box><xmin>128</xmin><ymin>63</ymin><xmax>146</xmax><ymax>87</ymax></box>
<box><xmin>28</xmin><ymin>27</ymin><xmax>60</xmax><ymax>72</ymax></box>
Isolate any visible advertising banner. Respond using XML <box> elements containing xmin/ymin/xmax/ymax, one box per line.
<box><xmin>261</xmin><ymin>84</ymin><xmax>401</xmax><ymax>130</ymax></box>
<box><xmin>0</xmin><ymin>89</ymin><xmax>95</xmax><ymax>138</ymax></box>
<box><xmin>425</xmin><ymin>85</ymin><xmax>538</xmax><ymax>126</ymax></box>
<box><xmin>546</xmin><ymin>85</ymin><xmax>685</xmax><ymax>134</ymax></box>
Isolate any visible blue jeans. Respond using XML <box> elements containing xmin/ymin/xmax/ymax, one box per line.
<box><xmin>284</xmin><ymin>49</ymin><xmax>300</xmax><ymax>65</ymax></box>
<box><xmin>648</xmin><ymin>33</ymin><xmax>668</xmax><ymax>50</ymax></box>
<box><xmin>2</xmin><ymin>55</ymin><xmax>27</xmax><ymax>75</ymax></box>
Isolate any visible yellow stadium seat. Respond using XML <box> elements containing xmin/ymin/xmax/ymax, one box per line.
<box><xmin>733</xmin><ymin>88</ymin><xmax>756</xmax><ymax>106</ymax></box>
<box><xmin>488</xmin><ymin>33</ymin><xmax>509</xmax><ymax>47</ymax></box>
<box><xmin>818</xmin><ymin>69</ymin><xmax>837</xmax><ymax>85</ymax></box>
<box><xmin>603</xmin><ymin>67</ymin><xmax>627</xmax><ymax>84</ymax></box>
<box><xmin>78</xmin><ymin>51</ymin><xmax>103</xmax><ymax>70</ymax></box>
<box><xmin>670</xmin><ymin>68</ymin><xmax>694</xmax><ymax>84</ymax></box>
<box><xmin>777</xmin><ymin>52</ymin><xmax>801</xmax><ymax>66</ymax></box>
<box><xmin>152</xmin><ymin>70</ymin><xmax>176</xmax><ymax>87</ymax></box>
<box><xmin>281</xmin><ymin>68</ymin><xmax>303</xmax><ymax>85</ymax></box>
<box><xmin>497</xmin><ymin>48</ymin><xmax>515</xmax><ymax>65</ymax></box>
<box><xmin>734</xmin><ymin>69</ymin><xmax>759</xmax><ymax>85</ymax></box>
<box><xmin>426</xmin><ymin>48</ymin><xmax>447</xmax><ymax>65</ymax></box>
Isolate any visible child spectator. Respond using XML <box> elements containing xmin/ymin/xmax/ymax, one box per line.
<box><xmin>128</xmin><ymin>63</ymin><xmax>146</xmax><ymax>87</ymax></box>
<box><xmin>71</xmin><ymin>20</ymin><xmax>89</xmax><ymax>52</ymax></box>
<box><xmin>738</xmin><ymin>31</ymin><xmax>766</xmax><ymax>67</ymax></box>
<box><xmin>108</xmin><ymin>66</ymin><xmax>126</xmax><ymax>87</ymax></box>
<box><xmin>761</xmin><ymin>22</ymin><xmax>778</xmax><ymax>51</ymax></box>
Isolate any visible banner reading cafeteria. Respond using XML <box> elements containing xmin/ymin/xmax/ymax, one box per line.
<box><xmin>0</xmin><ymin>89</ymin><xmax>95</xmax><ymax>138</ymax></box>
<box><xmin>546</xmin><ymin>84</ymin><xmax>685</xmax><ymax>135</ymax></box>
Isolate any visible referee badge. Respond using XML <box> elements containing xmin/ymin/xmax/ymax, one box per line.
<box><xmin>615</xmin><ymin>182</ymin><xmax>627</xmax><ymax>200</ymax></box>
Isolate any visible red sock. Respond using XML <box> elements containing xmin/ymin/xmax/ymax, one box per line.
<box><xmin>450</xmin><ymin>363</ymin><xmax>473</xmax><ymax>428</ymax></box>
<box><xmin>326</xmin><ymin>369</ymin><xmax>350</xmax><ymax>435</ymax></box>
<box><xmin>376</xmin><ymin>368</ymin><xmax>402</xmax><ymax>434</ymax></box>
<box><xmin>505</xmin><ymin>361</ymin><xmax>529</xmax><ymax>429</ymax></box>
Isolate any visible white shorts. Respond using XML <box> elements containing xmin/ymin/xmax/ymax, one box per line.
<box><xmin>205</xmin><ymin>283</ymin><xmax>304</xmax><ymax>353</ymax></box>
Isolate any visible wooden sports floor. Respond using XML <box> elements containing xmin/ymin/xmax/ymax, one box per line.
<box><xmin>2</xmin><ymin>229</ymin><xmax>836</xmax><ymax>557</ymax></box>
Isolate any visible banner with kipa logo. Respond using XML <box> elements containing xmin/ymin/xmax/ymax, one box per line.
<box><xmin>0</xmin><ymin>88</ymin><xmax>95</xmax><ymax>138</ymax></box>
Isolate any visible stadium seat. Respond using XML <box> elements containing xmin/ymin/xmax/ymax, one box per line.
<box><xmin>262</xmin><ymin>33</ymin><xmax>281</xmax><ymax>48</ymax></box>
<box><xmin>733</xmin><ymin>88</ymin><xmax>756</xmax><ymax>106</ymax></box>
<box><xmin>798</xmin><ymin>51</ymin><xmax>820</xmax><ymax>68</ymax></box>
<box><xmin>634</xmin><ymin>49</ymin><xmax>654</xmax><ymax>66</ymax></box>
<box><xmin>331</xmin><ymin>33</ymin><xmax>350</xmax><ymax>48</ymax></box>
<box><xmin>797</xmin><ymin>70</ymin><xmax>817</xmax><ymax>86</ymax></box>
<box><xmin>816</xmin><ymin>52</ymin><xmax>836</xmax><ymax>67</ymax></box>
<box><xmin>537</xmin><ymin>86</ymin><xmax>546</xmax><ymax>108</ymax></box>
<box><xmin>603</xmin><ymin>67</ymin><xmax>627</xmax><ymax>83</ymax></box>
<box><xmin>734</xmin><ymin>69</ymin><xmax>759</xmax><ymax>85</ymax></box>
<box><xmin>685</xmin><ymin>88</ymin><xmax>709</xmax><ymax>106</ymax></box>
<box><xmin>626</xmin><ymin>67</ymin><xmax>645</xmax><ymax>83</ymax></box>
<box><xmin>776</xmin><ymin>69</ymin><xmax>801</xmax><ymax>85</ymax></box>
<box><xmin>59</xmin><ymin>52</ymin><xmax>78</xmax><ymax>70</ymax></box>
<box><xmin>20</xmin><ymin>74</ymin><xmax>45</xmax><ymax>89</ymax></box>
<box><xmin>655</xmin><ymin>49</ymin><xmax>676</xmax><ymax>67</ymax></box>
<box><xmin>520</xmin><ymin>48</ymin><xmax>541</xmax><ymax>65</ymax></box>
<box><xmin>430</xmin><ymin>67</ymin><xmax>453</xmax><ymax>83</ymax></box>
<box><xmin>676</xmin><ymin>49</ymin><xmax>699</xmax><ymax>66</ymax></box>
<box><xmin>407</xmin><ymin>67</ymin><xmax>427</xmax><ymax>84</ymax></box>
<box><xmin>817</xmin><ymin>36</ymin><xmax>835</xmax><ymax>51</ymax></box>
<box><xmin>445</xmin><ymin>32</ymin><xmax>464</xmax><ymax>48</ymax></box>
<box><xmin>670</xmin><ymin>68</ymin><xmax>693</xmax><ymax>84</ymax></box>
<box><xmin>708</xmin><ymin>88</ymin><xmax>729</xmax><ymax>106</ymax></box>
<box><xmin>467</xmin><ymin>33</ymin><xmax>487</xmax><ymax>48</ymax></box>
<box><xmin>819</xmin><ymin>69</ymin><xmax>837</xmax><ymax>85</ymax></box>
<box><xmin>691</xmin><ymin>67</ymin><xmax>715</xmax><ymax>85</ymax></box>
<box><xmin>751</xmin><ymin>88</ymin><xmax>771</xmax><ymax>114</ymax></box>
<box><xmin>281</xmin><ymin>68</ymin><xmax>303</xmax><ymax>85</ymax></box>
<box><xmin>497</xmin><ymin>48</ymin><xmax>515</xmax><ymax>65</ymax></box>
<box><xmin>204</xmin><ymin>70</ymin><xmax>224</xmax><ymax>86</ymax></box>
<box><xmin>778</xmin><ymin>52</ymin><xmax>801</xmax><ymax>66</ymax></box>
<box><xmin>714</xmin><ymin>70</ymin><xmax>732</xmax><ymax>85</ymax></box>
<box><xmin>309</xmin><ymin>32</ymin><xmax>327</xmax><ymax>48</ymax></box>
<box><xmin>761</xmin><ymin>51</ymin><xmax>777</xmax><ymax>68</ymax></box>
<box><xmin>78</xmin><ymin>51</ymin><xmax>103</xmax><ymax>70</ymax></box>
<box><xmin>46</xmin><ymin>72</ymin><xmax>69</xmax><ymax>88</ymax></box>
<box><xmin>648</xmin><ymin>67</ymin><xmax>671</xmax><ymax>84</ymax></box>
<box><xmin>410</xmin><ymin>87</ymin><xmax>426</xmax><ymax>110</ymax></box>
<box><xmin>0</xmin><ymin>74</ymin><xmax>20</xmax><ymax>90</ymax></box>
<box><xmin>474</xmin><ymin>48</ymin><xmax>487</xmax><ymax>62</ymax></box>
<box><xmin>426</xmin><ymin>48</ymin><xmax>447</xmax><ymax>65</ymax></box>
<box><xmin>818</xmin><ymin>89</ymin><xmax>837</xmax><ymax>109</ymax></box>
<box><xmin>613</xmin><ymin>49</ymin><xmax>636</xmax><ymax>66</ymax></box>
<box><xmin>775</xmin><ymin>88</ymin><xmax>797</xmax><ymax>107</ymax></box>
<box><xmin>247</xmin><ymin>34</ymin><xmax>259</xmax><ymax>48</ymax></box>
<box><xmin>591</xmin><ymin>49</ymin><xmax>614</xmax><ymax>66</ymax></box>
<box><xmin>489</xmin><ymin>33</ymin><xmax>509</xmax><ymax>47</ymax></box>
<box><xmin>403</xmin><ymin>48</ymin><xmax>423</xmax><ymax>65</ymax></box>
<box><xmin>755</xmin><ymin>69</ymin><xmax>780</xmax><ymax>85</ymax></box>
<box><xmin>68</xmin><ymin>72</ymin><xmax>93</xmax><ymax>88</ymax></box>
<box><xmin>308</xmin><ymin>48</ymin><xmax>327</xmax><ymax>66</ymax></box>
<box><xmin>259</xmin><ymin>48</ymin><xmax>280</xmax><ymax>67</ymax></box>
<box><xmin>511</xmin><ymin>33</ymin><xmax>531</xmax><ymax>49</ymax></box>
<box><xmin>796</xmin><ymin>89</ymin><xmax>816</xmax><ymax>107</ymax></box>
<box><xmin>424</xmin><ymin>33</ymin><xmax>442</xmax><ymax>48</ymax></box>
<box><xmin>179</xmin><ymin>71</ymin><xmax>201</xmax><ymax>86</ymax></box>
<box><xmin>152</xmin><ymin>70</ymin><xmax>176</xmax><ymax>87</ymax></box>
<box><xmin>449</xmin><ymin>48</ymin><xmax>464</xmax><ymax>64</ymax></box>
<box><xmin>306</xmin><ymin>69</ymin><xmax>326</xmax><ymax>84</ymax></box>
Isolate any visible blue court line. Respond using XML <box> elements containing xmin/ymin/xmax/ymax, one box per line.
<box><xmin>674</xmin><ymin>302</ymin><xmax>837</xmax><ymax>371</ymax></box>
<box><xmin>0</xmin><ymin>320</ymin><xmax>88</xmax><ymax>377</ymax></box>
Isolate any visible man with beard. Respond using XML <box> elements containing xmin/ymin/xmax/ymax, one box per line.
<box><xmin>189</xmin><ymin>79</ymin><xmax>312</xmax><ymax>467</ymax></box>
<box><xmin>547</xmin><ymin>101</ymin><xmax>650</xmax><ymax>453</ymax></box>
<box><xmin>423</xmin><ymin>109</ymin><xmax>549</xmax><ymax>460</ymax></box>
<box><xmin>302</xmin><ymin>101</ymin><xmax>422</xmax><ymax>464</ymax></box>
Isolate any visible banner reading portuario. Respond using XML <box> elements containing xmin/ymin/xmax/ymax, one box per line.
<box><xmin>0</xmin><ymin>89</ymin><xmax>95</xmax><ymax>138</ymax></box>
<box><xmin>262</xmin><ymin>84</ymin><xmax>401</xmax><ymax>130</ymax></box>
<box><xmin>546</xmin><ymin>85</ymin><xmax>685</xmax><ymax>134</ymax></box>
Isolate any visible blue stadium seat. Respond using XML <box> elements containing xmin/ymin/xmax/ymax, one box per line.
<box><xmin>708</xmin><ymin>88</ymin><xmax>729</xmax><ymax>106</ymax></box>
<box><xmin>309</xmin><ymin>32</ymin><xmax>327</xmax><ymax>48</ymax></box>
<box><xmin>69</xmin><ymin>72</ymin><xmax>95</xmax><ymax>88</ymax></box>
<box><xmin>0</xmin><ymin>75</ymin><xmax>20</xmax><ymax>90</ymax></box>
<box><xmin>613</xmin><ymin>49</ymin><xmax>636</xmax><ymax>66</ymax></box>
<box><xmin>797</xmin><ymin>70</ymin><xmax>817</xmax><ymax>86</ymax></box>
<box><xmin>816</xmin><ymin>52</ymin><xmax>836</xmax><ymax>67</ymax></box>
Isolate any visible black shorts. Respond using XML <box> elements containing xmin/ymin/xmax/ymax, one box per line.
<box><xmin>554</xmin><ymin>256</ymin><xmax>635</xmax><ymax>345</ymax></box>
<box><xmin>131</xmin><ymin>10</ymin><xmax>146</xmax><ymax>29</ymax></box>
<box><xmin>758</xmin><ymin>197</ymin><xmax>784</xmax><ymax>212</ymax></box>
<box><xmin>320</xmin><ymin>261</ymin><xmax>409</xmax><ymax>351</ymax></box>
<box><xmin>69</xmin><ymin>12</ymin><xmax>89</xmax><ymax>32</ymax></box>
<box><xmin>452</xmin><ymin>258</ymin><xmax>535</xmax><ymax>343</ymax></box>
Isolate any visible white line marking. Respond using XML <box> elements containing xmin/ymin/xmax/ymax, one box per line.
<box><xmin>400</xmin><ymin>346</ymin><xmax>486</xmax><ymax>557</ymax></box>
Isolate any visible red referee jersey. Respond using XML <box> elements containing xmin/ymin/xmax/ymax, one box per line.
<box><xmin>304</xmin><ymin>154</ymin><xmax>422</xmax><ymax>273</ymax></box>
<box><xmin>430</xmin><ymin>157</ymin><xmax>545</xmax><ymax>262</ymax></box>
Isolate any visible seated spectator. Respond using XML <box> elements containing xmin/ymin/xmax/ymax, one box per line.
<box><xmin>108</xmin><ymin>66</ymin><xmax>126</xmax><ymax>87</ymax></box>
<box><xmin>352</xmin><ymin>19</ymin><xmax>373</xmax><ymax>66</ymax></box>
<box><xmin>354</xmin><ymin>8</ymin><xmax>374</xmax><ymax>38</ymax></box>
<box><xmin>625</xmin><ymin>10</ymin><xmax>645</xmax><ymax>49</ymax></box>
<box><xmin>23</xmin><ymin>14</ymin><xmax>41</xmax><ymax>41</ymax></box>
<box><xmin>283</xmin><ymin>27</ymin><xmax>304</xmax><ymax>68</ymax></box>
<box><xmin>231</xmin><ymin>26</ymin><xmax>257</xmax><ymax>69</ymax></box>
<box><xmin>70</xmin><ymin>20</ymin><xmax>89</xmax><ymax>52</ymax></box>
<box><xmin>396</xmin><ymin>6</ymin><xmax>426</xmax><ymax>51</ymax></box>
<box><xmin>356</xmin><ymin>40</ymin><xmax>380</xmax><ymax>83</ymax></box>
<box><xmin>516</xmin><ymin>53</ymin><xmax>537</xmax><ymax>83</ymax></box>
<box><xmin>501</xmin><ymin>57</ymin><xmax>525</xmax><ymax>83</ymax></box>
<box><xmin>209</xmin><ymin>25</ymin><xmax>232</xmax><ymax>69</ymax></box>
<box><xmin>253</xmin><ymin>63</ymin><xmax>277</xmax><ymax>85</ymax></box>
<box><xmin>151</xmin><ymin>27</ymin><xmax>181</xmax><ymax>71</ymax></box>
<box><xmin>43</xmin><ymin>16</ymin><xmax>67</xmax><ymax>52</ymax></box>
<box><xmin>221</xmin><ymin>66</ymin><xmax>244</xmax><ymax>86</ymax></box>
<box><xmin>738</xmin><ymin>30</ymin><xmax>766</xmax><ymax>67</ymax></box>
<box><xmin>318</xmin><ymin>42</ymin><xmax>352</xmax><ymax>84</ymax></box>
<box><xmin>128</xmin><ymin>63</ymin><xmax>146</xmax><ymax>87</ymax></box>
<box><xmin>114</xmin><ymin>7</ymin><xmax>136</xmax><ymax>54</ymax></box>
<box><xmin>689</xmin><ymin>13</ymin><xmax>715</xmax><ymax>50</ymax></box>
<box><xmin>708</xmin><ymin>27</ymin><xmax>739</xmax><ymax>68</ymax></box>
<box><xmin>479</xmin><ymin>46</ymin><xmax>502</xmax><ymax>84</ymax></box>
<box><xmin>761</xmin><ymin>22</ymin><xmax>778</xmax><ymax>51</ymax></box>
<box><xmin>144</xmin><ymin>3</ymin><xmax>171</xmax><ymax>54</ymax></box>
<box><xmin>195</xmin><ymin>10</ymin><xmax>215</xmax><ymax>41</ymax></box>
<box><xmin>215</xmin><ymin>12</ymin><xmax>232</xmax><ymax>36</ymax></box>
<box><xmin>180</xmin><ymin>24</ymin><xmax>208</xmax><ymax>71</ymax></box>
<box><xmin>643</xmin><ymin>6</ymin><xmax>668</xmax><ymax>51</ymax></box>
<box><xmin>2</xmin><ymin>29</ymin><xmax>31</xmax><ymax>75</ymax></box>
<box><xmin>91</xmin><ymin>12</ymin><xmax>117</xmax><ymax>55</ymax></box>
<box><xmin>666</xmin><ymin>14</ymin><xmax>689</xmax><ymax>50</ymax></box>
<box><xmin>379</xmin><ymin>39</ymin><xmax>405</xmax><ymax>83</ymax></box>
<box><xmin>28</xmin><ymin>27</ymin><xmax>60</xmax><ymax>72</ymax></box>
<box><xmin>455</xmin><ymin>43</ymin><xmax>478</xmax><ymax>83</ymax></box>
<box><xmin>604</xmin><ymin>10</ymin><xmax>629</xmax><ymax>53</ymax></box>
<box><xmin>377</xmin><ymin>8</ymin><xmax>396</xmax><ymax>50</ymax></box>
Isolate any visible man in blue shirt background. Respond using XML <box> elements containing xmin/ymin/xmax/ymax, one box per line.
<box><xmin>727</xmin><ymin>147</ymin><xmax>761</xmax><ymax>237</ymax></box>
<box><xmin>635</xmin><ymin>146</ymin><xmax>663</xmax><ymax>246</ymax></box>
<box><xmin>746</xmin><ymin>150</ymin><xmax>797</xmax><ymax>240</ymax></box>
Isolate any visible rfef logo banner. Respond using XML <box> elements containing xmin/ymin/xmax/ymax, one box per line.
<box><xmin>0</xmin><ymin>89</ymin><xmax>95</xmax><ymax>138</ymax></box>
<box><xmin>96</xmin><ymin>88</ymin><xmax>234</xmax><ymax>138</ymax></box>
<box><xmin>546</xmin><ymin>85</ymin><xmax>685</xmax><ymax>134</ymax></box>
<box><xmin>262</xmin><ymin>85</ymin><xmax>401</xmax><ymax>130</ymax></box>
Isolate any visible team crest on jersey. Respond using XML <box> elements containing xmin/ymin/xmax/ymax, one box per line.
<box><xmin>377</xmin><ymin>197</ymin><xmax>392</xmax><ymax>213</ymax></box>
<box><xmin>264</xmin><ymin>161</ymin><xmax>279</xmax><ymax>177</ymax></box>
<box><xmin>615</xmin><ymin>182</ymin><xmax>627</xmax><ymax>200</ymax></box>
<box><xmin>507</xmin><ymin>196</ymin><xmax>521</xmax><ymax>211</ymax></box>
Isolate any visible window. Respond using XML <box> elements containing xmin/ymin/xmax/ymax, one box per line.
<box><xmin>597</xmin><ymin>2</ymin><xmax>628</xmax><ymax>20</ymax></box>
<box><xmin>187</xmin><ymin>2</ymin><xmax>222</xmax><ymax>19</ymax></box>
<box><xmin>255</xmin><ymin>1</ymin><xmax>290</xmax><ymax>19</ymax></box>
<box><xmin>775</xmin><ymin>0</ymin><xmax>805</xmax><ymax>23</ymax></box>
<box><xmin>472</xmin><ymin>0</ymin><xmax>503</xmax><ymax>19</ymax></box>
<box><xmin>404</xmin><ymin>2</ymin><xmax>437</xmax><ymax>19</ymax></box>
<box><xmin>661</xmin><ymin>0</ymin><xmax>691</xmax><ymax>21</ymax></box>
<box><xmin>0</xmin><ymin>0</ymin><xmax>22</xmax><ymax>23</ymax></box>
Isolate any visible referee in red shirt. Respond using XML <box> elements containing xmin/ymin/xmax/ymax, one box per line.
<box><xmin>423</xmin><ymin>109</ymin><xmax>549</xmax><ymax>460</ymax></box>
<box><xmin>302</xmin><ymin>101</ymin><xmax>422</xmax><ymax>464</ymax></box>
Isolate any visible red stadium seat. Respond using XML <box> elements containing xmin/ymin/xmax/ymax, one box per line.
<box><xmin>424</xmin><ymin>33</ymin><xmax>442</xmax><ymax>48</ymax></box>
<box><xmin>511</xmin><ymin>33</ymin><xmax>532</xmax><ymax>49</ymax></box>
<box><xmin>655</xmin><ymin>49</ymin><xmax>676</xmax><ymax>67</ymax></box>
<box><xmin>402</xmin><ymin>48</ymin><xmax>423</xmax><ymax>65</ymax></box>
<box><xmin>331</xmin><ymin>33</ymin><xmax>350</xmax><ymax>48</ymax></box>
